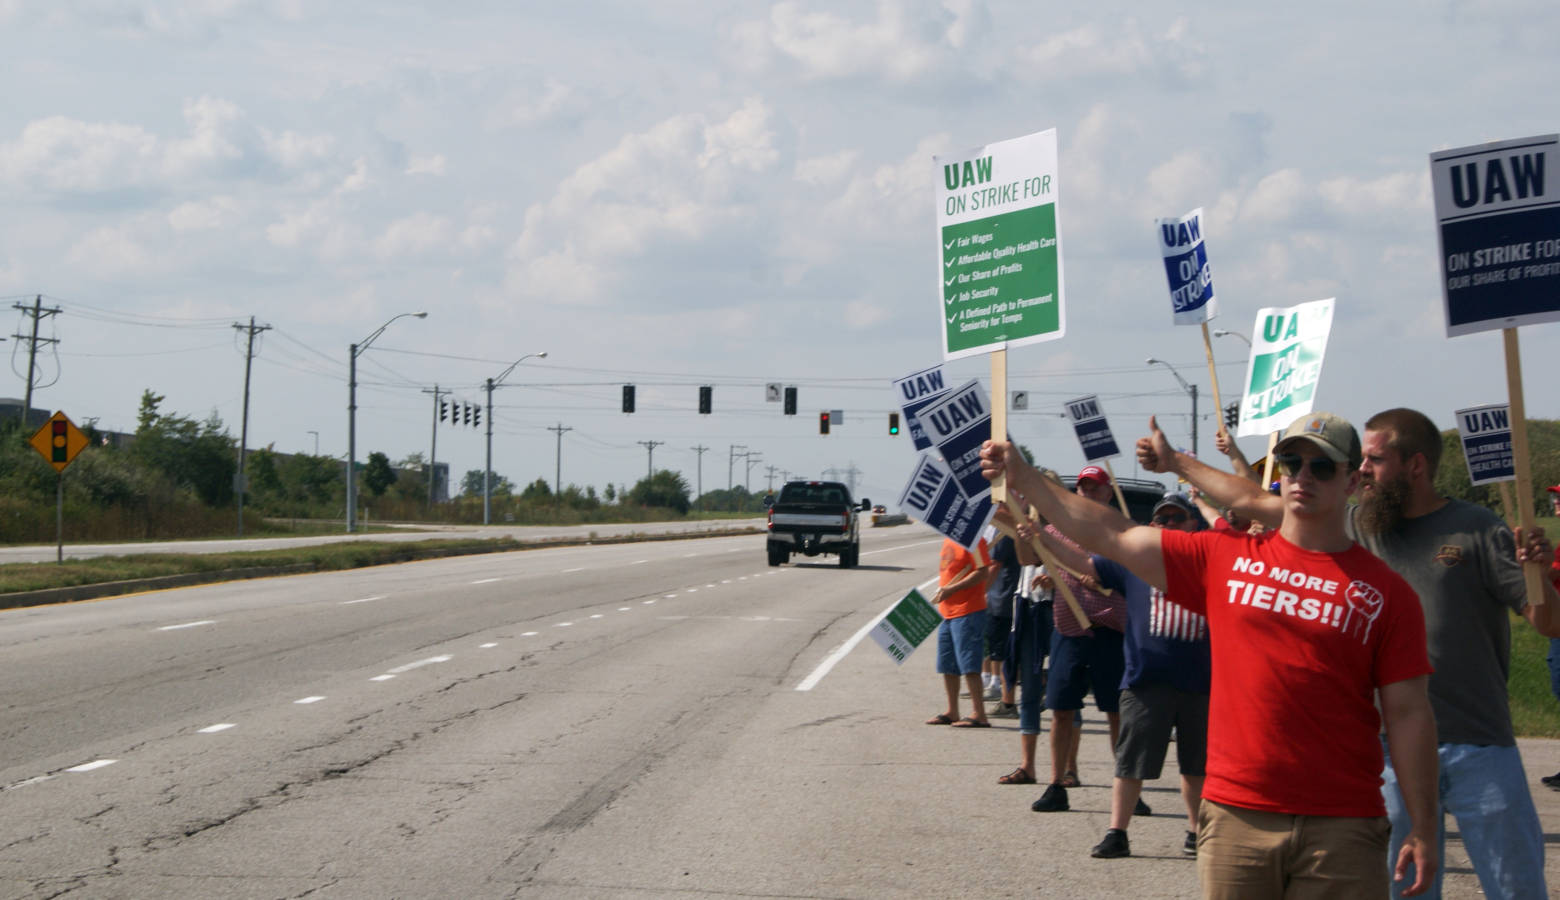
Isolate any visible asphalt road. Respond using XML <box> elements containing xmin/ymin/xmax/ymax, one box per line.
<box><xmin>2</xmin><ymin>524</ymin><xmax>1557</xmax><ymax>898</ymax></box>
<box><xmin>0</xmin><ymin>519</ymin><xmax>769</xmax><ymax>565</ymax></box>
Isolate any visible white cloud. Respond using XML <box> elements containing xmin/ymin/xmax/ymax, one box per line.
<box><xmin>374</xmin><ymin>212</ymin><xmax>451</xmax><ymax>258</ymax></box>
<box><xmin>167</xmin><ymin>195</ymin><xmax>238</xmax><ymax>231</ymax></box>
<box><xmin>65</xmin><ymin>226</ymin><xmax>155</xmax><ymax>277</ymax></box>
<box><xmin>794</xmin><ymin>149</ymin><xmax>859</xmax><ymax>186</ymax></box>
<box><xmin>739</xmin><ymin>0</ymin><xmax>965</xmax><ymax>82</ymax></box>
<box><xmin>405</xmin><ymin>154</ymin><xmax>447</xmax><ymax>177</ymax></box>
<box><xmin>1016</xmin><ymin>16</ymin><xmax>1204</xmax><ymax>82</ymax></box>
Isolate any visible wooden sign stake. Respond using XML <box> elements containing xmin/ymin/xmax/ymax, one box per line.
<box><xmin>1102</xmin><ymin>459</ymin><xmax>1131</xmax><ymax>516</ymax></box>
<box><xmin>990</xmin><ymin>348</ymin><xmax>1007</xmax><ymax>505</ymax></box>
<box><xmin>1261</xmin><ymin>432</ymin><xmax>1279</xmax><ymax>487</ymax></box>
<box><xmin>1200</xmin><ymin>322</ymin><xmax>1227</xmax><ymax>436</ymax></box>
<box><xmin>1502</xmin><ymin>327</ymin><xmax>1545</xmax><ymax>606</ymax></box>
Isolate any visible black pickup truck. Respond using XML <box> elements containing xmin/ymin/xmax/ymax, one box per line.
<box><xmin>765</xmin><ymin>480</ymin><xmax>870</xmax><ymax>567</ymax></box>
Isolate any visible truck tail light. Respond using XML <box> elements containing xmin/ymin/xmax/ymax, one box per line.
<box><xmin>767</xmin><ymin>509</ymin><xmax>774</xmax><ymax>531</ymax></box>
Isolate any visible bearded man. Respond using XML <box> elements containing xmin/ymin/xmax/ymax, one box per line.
<box><xmin>1138</xmin><ymin>407</ymin><xmax>1560</xmax><ymax>900</ymax></box>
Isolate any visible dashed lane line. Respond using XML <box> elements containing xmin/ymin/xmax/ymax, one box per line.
<box><xmin>66</xmin><ymin>760</ymin><xmax>117</xmax><ymax>773</ymax></box>
<box><xmin>158</xmin><ymin>620</ymin><xmax>215</xmax><ymax>631</ymax></box>
<box><xmin>342</xmin><ymin>596</ymin><xmax>384</xmax><ymax>605</ymax></box>
<box><xmin>295</xmin><ymin>696</ymin><xmax>325</xmax><ymax>704</ymax></box>
<box><xmin>197</xmin><ymin>723</ymin><xmax>236</xmax><ymax>734</ymax></box>
<box><xmin>471</xmin><ymin>578</ymin><xmax>501</xmax><ymax>585</ymax></box>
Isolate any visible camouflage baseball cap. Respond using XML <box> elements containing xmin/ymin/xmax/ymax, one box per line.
<box><xmin>1273</xmin><ymin>412</ymin><xmax>1361</xmax><ymax>469</ymax></box>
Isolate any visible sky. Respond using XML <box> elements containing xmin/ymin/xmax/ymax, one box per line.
<box><xmin>2</xmin><ymin>0</ymin><xmax>1557</xmax><ymax>509</ymax></box>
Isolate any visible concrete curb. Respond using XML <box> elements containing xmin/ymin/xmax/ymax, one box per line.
<box><xmin>0</xmin><ymin>525</ymin><xmax>765</xmax><ymax>611</ymax></box>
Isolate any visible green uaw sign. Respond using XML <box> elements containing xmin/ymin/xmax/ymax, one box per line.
<box><xmin>869</xmin><ymin>588</ymin><xmax>943</xmax><ymax>665</ymax></box>
<box><xmin>934</xmin><ymin>129</ymin><xmax>1065</xmax><ymax>361</ymax></box>
<box><xmin>1235</xmin><ymin>298</ymin><xmax>1335</xmax><ymax>437</ymax></box>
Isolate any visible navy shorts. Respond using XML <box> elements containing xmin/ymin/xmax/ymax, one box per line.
<box><xmin>984</xmin><ymin>614</ymin><xmax>1012</xmax><ymax>662</ymax></box>
<box><xmin>1044</xmin><ymin>626</ymin><xmax>1125</xmax><ymax>713</ymax></box>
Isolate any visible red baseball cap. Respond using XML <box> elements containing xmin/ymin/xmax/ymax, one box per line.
<box><xmin>1547</xmin><ymin>484</ymin><xmax>1560</xmax><ymax>494</ymax></box>
<box><xmin>1077</xmin><ymin>465</ymin><xmax>1109</xmax><ymax>485</ymax></box>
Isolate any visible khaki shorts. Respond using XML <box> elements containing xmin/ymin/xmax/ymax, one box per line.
<box><xmin>1197</xmin><ymin>800</ymin><xmax>1390</xmax><ymax>899</ymax></box>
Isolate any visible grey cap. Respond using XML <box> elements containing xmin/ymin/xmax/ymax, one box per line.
<box><xmin>1152</xmin><ymin>493</ymin><xmax>1196</xmax><ymax>517</ymax></box>
<box><xmin>1273</xmin><ymin>412</ymin><xmax>1362</xmax><ymax>469</ymax></box>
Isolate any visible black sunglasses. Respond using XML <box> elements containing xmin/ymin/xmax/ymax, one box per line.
<box><xmin>1152</xmin><ymin>512</ymin><xmax>1188</xmax><ymax>525</ymax></box>
<box><xmin>1272</xmin><ymin>453</ymin><xmax>1339</xmax><ymax>482</ymax></box>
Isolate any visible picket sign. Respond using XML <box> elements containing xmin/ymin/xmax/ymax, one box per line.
<box><xmin>1201</xmin><ymin>322</ymin><xmax>1227</xmax><ymax>438</ymax></box>
<box><xmin>1429</xmin><ymin>135</ymin><xmax>1559</xmax><ymax>607</ymax></box>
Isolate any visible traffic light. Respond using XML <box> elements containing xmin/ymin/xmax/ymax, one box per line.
<box><xmin>440</xmin><ymin>400</ymin><xmax>448</xmax><ymax>422</ymax></box>
<box><xmin>698</xmin><ymin>385</ymin><xmax>712</xmax><ymax>415</ymax></box>
<box><xmin>463</xmin><ymin>403</ymin><xmax>472</xmax><ymax>426</ymax></box>
<box><xmin>473</xmin><ymin>405</ymin><xmax>481</xmax><ymax>427</ymax></box>
<box><xmin>51</xmin><ymin>419</ymin><xmax>67</xmax><ymax>463</ymax></box>
<box><xmin>819</xmin><ymin>411</ymin><xmax>830</xmax><ymax>434</ymax></box>
<box><xmin>1224</xmin><ymin>402</ymin><xmax>1240</xmax><ymax>429</ymax></box>
<box><xmin>783</xmin><ymin>386</ymin><xmax>796</xmax><ymax>416</ymax></box>
<box><xmin>622</xmin><ymin>384</ymin><xmax>636</xmax><ymax>413</ymax></box>
<box><xmin>888</xmin><ymin>412</ymin><xmax>900</xmax><ymax>436</ymax></box>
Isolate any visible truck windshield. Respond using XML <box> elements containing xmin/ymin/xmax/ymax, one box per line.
<box><xmin>780</xmin><ymin>485</ymin><xmax>846</xmax><ymax>505</ymax></box>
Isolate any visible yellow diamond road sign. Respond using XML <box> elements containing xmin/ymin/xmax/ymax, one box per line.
<box><xmin>29</xmin><ymin>411</ymin><xmax>90</xmax><ymax>473</ymax></box>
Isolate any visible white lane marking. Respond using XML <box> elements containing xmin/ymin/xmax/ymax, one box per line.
<box><xmin>295</xmin><ymin>696</ymin><xmax>325</xmax><ymax>705</ymax></box>
<box><xmin>555</xmin><ymin>622</ymin><xmax>573</xmax><ymax>627</ymax></box>
<box><xmin>342</xmin><ymin>596</ymin><xmax>384</xmax><ymax>605</ymax></box>
<box><xmin>158</xmin><ymin>620</ymin><xmax>214</xmax><ymax>631</ymax></box>
<box><xmin>370</xmin><ymin>674</ymin><xmax>396</xmax><ymax>682</ymax></box>
<box><xmin>683</xmin><ymin>553</ymin><xmax>697</xmax><ymax>558</ymax></box>
<box><xmin>737</xmin><ymin>577</ymin><xmax>748</xmax><ymax>582</ymax></box>
<box><xmin>198</xmin><ymin>723</ymin><xmax>236</xmax><ymax>734</ymax></box>
<box><xmin>589</xmin><ymin>614</ymin><xmax>603</xmax><ymax>619</ymax></box>
<box><xmin>386</xmin><ymin>655</ymin><xmax>452</xmax><ymax>675</ymax></box>
<box><xmin>642</xmin><ymin>600</ymin><xmax>655</xmax><ymax>605</ymax></box>
<box><xmin>522</xmin><ymin>631</ymin><xmax>539</xmax><ymax>636</ymax></box>
<box><xmin>480</xmin><ymin>642</ymin><xmax>498</xmax><ymax>649</ymax></box>
<box><xmin>686</xmin><ymin>588</ymin><xmax>698</xmax><ymax>593</ymax></box>
<box><xmin>471</xmin><ymin>578</ymin><xmax>501</xmax><ymax>585</ymax></box>
<box><xmin>706</xmin><ymin>583</ymin><xmax>715</xmax><ymax>588</ymax></box>
<box><xmin>66</xmin><ymin>760</ymin><xmax>117</xmax><ymax>773</ymax></box>
<box><xmin>796</xmin><ymin>576</ymin><xmax>940</xmax><ymax>692</ymax></box>
<box><xmin>862</xmin><ymin>538</ymin><xmax>942</xmax><ymax>557</ymax></box>
<box><xmin>562</xmin><ymin>567</ymin><xmax>584</xmax><ymax>573</ymax></box>
<box><xmin>5</xmin><ymin>774</ymin><xmax>56</xmax><ymax>790</ymax></box>
<box><xmin>631</xmin><ymin>559</ymin><xmax>648</xmax><ymax>566</ymax></box>
<box><xmin>721</xmin><ymin>579</ymin><xmax>732</xmax><ymax>584</ymax></box>
<box><xmin>664</xmin><ymin>594</ymin><xmax>677</xmax><ymax>599</ymax></box>
<box><xmin>618</xmin><ymin>607</ymin><xmax>631</xmax><ymax>612</ymax></box>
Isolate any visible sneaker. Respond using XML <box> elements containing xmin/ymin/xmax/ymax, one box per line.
<box><xmin>983</xmin><ymin>684</ymin><xmax>1003</xmax><ymax>701</ymax></box>
<box><xmin>1134</xmin><ymin>796</ymin><xmax>1152</xmax><ymax>817</ymax></box>
<box><xmin>1090</xmin><ymin>828</ymin><xmax>1130</xmax><ymax>859</ymax></box>
<box><xmin>1542</xmin><ymin>770</ymin><xmax>1560</xmax><ymax>788</ymax></box>
<box><xmin>1183</xmin><ymin>831</ymin><xmax>1198</xmax><ymax>857</ymax></box>
<box><xmin>1031</xmin><ymin>783</ymin><xmax>1069</xmax><ymax>812</ymax></box>
<box><xmin>990</xmin><ymin>702</ymin><xmax>1019</xmax><ymax>719</ymax></box>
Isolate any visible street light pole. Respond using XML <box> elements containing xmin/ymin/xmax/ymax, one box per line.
<box><xmin>485</xmin><ymin>351</ymin><xmax>548</xmax><ymax>525</ymax></box>
<box><xmin>347</xmin><ymin>311</ymin><xmax>427</xmax><ymax>533</ymax></box>
<box><xmin>1146</xmin><ymin>357</ymin><xmax>1198</xmax><ymax>458</ymax></box>
<box><xmin>1211</xmin><ymin>328</ymin><xmax>1252</xmax><ymax>347</ymax></box>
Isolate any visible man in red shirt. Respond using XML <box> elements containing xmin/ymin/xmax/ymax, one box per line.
<box><xmin>981</xmin><ymin>413</ymin><xmax>1440</xmax><ymax>898</ymax></box>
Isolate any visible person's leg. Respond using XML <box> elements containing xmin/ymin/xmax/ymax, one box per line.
<box><xmin>1440</xmin><ymin>743</ymin><xmax>1549</xmax><ymax>900</ymax></box>
<box><xmin>1181</xmin><ymin>775</ymin><xmax>1204</xmax><ymax>831</ymax></box>
<box><xmin>1175</xmin><ymin>690</ymin><xmax>1210</xmax><ymax>835</ymax></box>
<box><xmin>1381</xmin><ymin>740</ymin><xmax>1447</xmax><ymax>900</ymax></box>
<box><xmin>950</xmin><ymin>610</ymin><xmax>989</xmax><ymax>723</ymax></box>
<box><xmin>929</xmin><ymin>622</ymin><xmax>961</xmax><ymax>723</ymax></box>
<box><xmin>1197</xmin><ymin>801</ymin><xmax>1288</xmax><ymax>900</ymax></box>
<box><xmin>1106</xmin><ymin>712</ymin><xmax>1121</xmax><ymax>754</ymax></box>
<box><xmin>941</xmin><ymin>673</ymin><xmax>961</xmax><ymax>720</ymax></box>
<box><xmin>1286</xmin><ymin>812</ymin><xmax>1390</xmax><ymax>900</ymax></box>
<box><xmin>964</xmin><ymin>672</ymin><xmax>986</xmax><ymax>720</ymax></box>
<box><xmin>1020</xmin><ymin>733</ymin><xmax>1038</xmax><ymax>776</ymax></box>
<box><xmin>1049</xmin><ymin>709</ymin><xmax>1075</xmax><ymax>783</ymax></box>
<box><xmin>1109</xmin><ymin>777</ymin><xmax>1144</xmax><ymax>831</ymax></box>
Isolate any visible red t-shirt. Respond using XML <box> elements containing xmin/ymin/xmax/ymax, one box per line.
<box><xmin>938</xmin><ymin>539</ymin><xmax>987</xmax><ymax>620</ymax></box>
<box><xmin>1160</xmin><ymin>528</ymin><xmax>1431</xmax><ymax>817</ymax></box>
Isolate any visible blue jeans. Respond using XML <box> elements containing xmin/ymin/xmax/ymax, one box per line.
<box><xmin>1381</xmin><ymin>741</ymin><xmax>1548</xmax><ymax>900</ymax></box>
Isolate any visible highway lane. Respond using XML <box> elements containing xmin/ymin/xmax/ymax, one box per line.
<box><xmin>0</xmin><ymin>518</ymin><xmax>769</xmax><ymax>565</ymax></box>
<box><xmin>1</xmin><ymin>526</ymin><xmax>963</xmax><ymax>897</ymax></box>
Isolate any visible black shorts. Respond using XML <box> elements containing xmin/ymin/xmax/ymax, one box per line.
<box><xmin>1044</xmin><ymin>626</ymin><xmax>1124</xmax><ymax>712</ymax></box>
<box><xmin>1114</xmin><ymin>682</ymin><xmax>1209</xmax><ymax>779</ymax></box>
<box><xmin>985</xmin><ymin>614</ymin><xmax>1012</xmax><ymax>661</ymax></box>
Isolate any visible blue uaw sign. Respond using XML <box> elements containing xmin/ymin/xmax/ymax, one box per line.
<box><xmin>916</xmin><ymin>379</ymin><xmax>995</xmax><ymax>503</ymax></box>
<box><xmin>898</xmin><ymin>453</ymin><xmax>994</xmax><ymax>550</ymax></box>
<box><xmin>1454</xmin><ymin>403</ymin><xmax>1516</xmax><ymax>487</ymax></box>
<box><xmin>1155</xmin><ymin>207</ymin><xmax>1216</xmax><ymax>325</ymax></box>
<box><xmin>1064</xmin><ymin>394</ymin><xmax>1120</xmax><ymax>461</ymax></box>
<box><xmin>893</xmin><ymin>363</ymin><xmax>950</xmax><ymax>452</ymax></box>
<box><xmin>1431</xmin><ymin>134</ymin><xmax>1560</xmax><ymax>337</ymax></box>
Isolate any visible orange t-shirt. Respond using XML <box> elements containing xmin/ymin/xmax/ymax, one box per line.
<box><xmin>938</xmin><ymin>539</ymin><xmax>988</xmax><ymax>620</ymax></box>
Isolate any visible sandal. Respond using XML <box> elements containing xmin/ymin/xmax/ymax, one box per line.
<box><xmin>998</xmin><ymin>767</ymin><xmax>1036</xmax><ymax>785</ymax></box>
<box><xmin>1060</xmin><ymin>769</ymin><xmax>1081</xmax><ymax>788</ymax></box>
<box><xmin>950</xmin><ymin>717</ymin><xmax>991</xmax><ymax>728</ymax></box>
<box><xmin>925</xmin><ymin>713</ymin><xmax>955</xmax><ymax>725</ymax></box>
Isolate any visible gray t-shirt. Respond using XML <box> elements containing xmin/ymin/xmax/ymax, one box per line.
<box><xmin>1349</xmin><ymin>498</ymin><xmax>1527</xmax><ymax>746</ymax></box>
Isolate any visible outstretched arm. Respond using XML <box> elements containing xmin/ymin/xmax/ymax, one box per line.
<box><xmin>1215</xmin><ymin>428</ymin><xmax>1261</xmax><ymax>484</ymax></box>
<box><xmin>1380</xmin><ymin>676</ymin><xmax>1439</xmax><ymax>896</ymax></box>
<box><xmin>981</xmin><ymin>440</ymin><xmax>1168</xmax><ymax>590</ymax></box>
<box><xmin>1137</xmin><ymin>415</ymin><xmax>1283</xmax><ymax>528</ymax></box>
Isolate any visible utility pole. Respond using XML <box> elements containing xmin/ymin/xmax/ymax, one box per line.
<box><xmin>307</xmin><ymin>431</ymin><xmax>319</xmax><ymax>455</ymax></box>
<box><xmin>691</xmin><ymin>444</ymin><xmax>709</xmax><ymax>510</ymax></box>
<box><xmin>422</xmin><ymin>384</ymin><xmax>450</xmax><ymax>508</ymax></box>
<box><xmin>728</xmin><ymin>444</ymin><xmax>747</xmax><ymax>491</ymax></box>
<box><xmin>232</xmin><ymin>317</ymin><xmax>271</xmax><ymax>536</ymax></box>
<box><xmin>764</xmin><ymin>464</ymin><xmax>779</xmax><ymax>492</ymax></box>
<box><xmin>13</xmin><ymin>295</ymin><xmax>61</xmax><ymax>426</ymax></box>
<box><xmin>548</xmin><ymin>423</ymin><xmax>572</xmax><ymax>504</ymax></box>
<box><xmin>637</xmin><ymin>440</ymin><xmax>664</xmax><ymax>478</ymax></box>
<box><xmin>842</xmin><ymin>461</ymin><xmax>862</xmax><ymax>495</ymax></box>
<box><xmin>744</xmin><ymin>452</ymin><xmax>763</xmax><ymax>493</ymax></box>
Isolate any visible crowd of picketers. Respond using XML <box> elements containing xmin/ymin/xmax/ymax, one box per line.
<box><xmin>922</xmin><ymin>408</ymin><xmax>1560</xmax><ymax>900</ymax></box>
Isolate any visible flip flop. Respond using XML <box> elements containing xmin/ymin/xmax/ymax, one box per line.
<box><xmin>925</xmin><ymin>713</ymin><xmax>955</xmax><ymax>725</ymax></box>
<box><xmin>950</xmin><ymin>717</ymin><xmax>991</xmax><ymax>728</ymax></box>
<box><xmin>998</xmin><ymin>767</ymin><xmax>1036</xmax><ymax>785</ymax></box>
